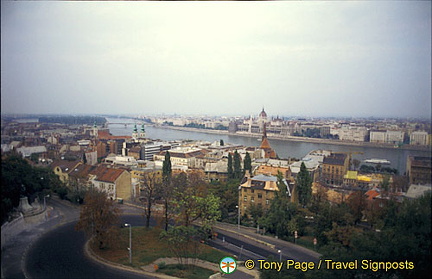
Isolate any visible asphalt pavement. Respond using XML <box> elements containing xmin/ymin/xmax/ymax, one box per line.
<box><xmin>2</xmin><ymin>199</ymin><xmax>319</xmax><ymax>279</ymax></box>
<box><xmin>1</xmin><ymin>197</ymin><xmax>79</xmax><ymax>279</ymax></box>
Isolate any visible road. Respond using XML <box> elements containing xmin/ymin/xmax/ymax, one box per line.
<box><xmin>3</xmin><ymin>199</ymin><xmax>319</xmax><ymax>278</ymax></box>
<box><xmin>212</xmin><ymin>222</ymin><xmax>321</xmax><ymax>263</ymax></box>
<box><xmin>25</xmin><ymin>217</ymin><xmax>156</xmax><ymax>279</ymax></box>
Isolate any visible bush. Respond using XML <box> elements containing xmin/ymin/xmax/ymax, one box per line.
<box><xmin>56</xmin><ymin>186</ymin><xmax>69</xmax><ymax>200</ymax></box>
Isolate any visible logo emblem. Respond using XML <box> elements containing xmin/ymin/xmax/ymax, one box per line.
<box><xmin>219</xmin><ymin>257</ymin><xmax>237</xmax><ymax>274</ymax></box>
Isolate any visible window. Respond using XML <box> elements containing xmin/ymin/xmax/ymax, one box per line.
<box><xmin>244</xmin><ymin>196</ymin><xmax>247</xmax><ymax>202</ymax></box>
<box><xmin>251</xmin><ymin>197</ymin><xmax>255</xmax><ymax>203</ymax></box>
<box><xmin>258</xmin><ymin>193</ymin><xmax>262</xmax><ymax>199</ymax></box>
<box><xmin>251</xmin><ymin>189</ymin><xmax>255</xmax><ymax>193</ymax></box>
<box><xmin>243</xmin><ymin>188</ymin><xmax>248</xmax><ymax>193</ymax></box>
<box><xmin>266</xmin><ymin>199</ymin><xmax>270</xmax><ymax>205</ymax></box>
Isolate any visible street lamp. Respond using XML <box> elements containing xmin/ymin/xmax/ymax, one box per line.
<box><xmin>236</xmin><ymin>205</ymin><xmax>240</xmax><ymax>231</ymax></box>
<box><xmin>278</xmin><ymin>250</ymin><xmax>282</xmax><ymax>261</ymax></box>
<box><xmin>124</xmin><ymin>223</ymin><xmax>132</xmax><ymax>264</ymax></box>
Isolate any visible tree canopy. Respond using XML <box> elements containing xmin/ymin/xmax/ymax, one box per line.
<box><xmin>1</xmin><ymin>153</ymin><xmax>61</xmax><ymax>223</ymax></box>
<box><xmin>75</xmin><ymin>189</ymin><xmax>121</xmax><ymax>249</ymax></box>
<box><xmin>296</xmin><ymin>162</ymin><xmax>312</xmax><ymax>207</ymax></box>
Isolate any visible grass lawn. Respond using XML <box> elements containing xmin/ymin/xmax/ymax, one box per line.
<box><xmin>90</xmin><ymin>226</ymin><xmax>231</xmax><ymax>268</ymax></box>
<box><xmin>157</xmin><ymin>264</ymin><xmax>215</xmax><ymax>279</ymax></box>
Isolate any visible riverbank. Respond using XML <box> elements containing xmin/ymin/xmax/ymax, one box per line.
<box><xmin>149</xmin><ymin>125</ymin><xmax>431</xmax><ymax>152</ymax></box>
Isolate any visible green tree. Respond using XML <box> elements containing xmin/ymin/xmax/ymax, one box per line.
<box><xmin>322</xmin><ymin>193</ymin><xmax>431</xmax><ymax>279</ymax></box>
<box><xmin>227</xmin><ymin>153</ymin><xmax>233</xmax><ymax>179</ymax></box>
<box><xmin>161</xmin><ymin>151</ymin><xmax>173</xmax><ymax>231</ymax></box>
<box><xmin>162</xmin><ymin>151</ymin><xmax>172</xmax><ymax>180</ymax></box>
<box><xmin>296</xmin><ymin>162</ymin><xmax>312</xmax><ymax>207</ymax></box>
<box><xmin>208</xmin><ymin>179</ymin><xmax>238</xmax><ymax>221</ymax></box>
<box><xmin>233</xmin><ymin>150</ymin><xmax>242</xmax><ymax>179</ymax></box>
<box><xmin>75</xmin><ymin>189</ymin><xmax>120</xmax><ymax>249</ymax></box>
<box><xmin>243</xmin><ymin>152</ymin><xmax>252</xmax><ymax>175</ymax></box>
<box><xmin>1</xmin><ymin>154</ymin><xmax>59</xmax><ymax>223</ymax></box>
<box><xmin>260</xmin><ymin>172</ymin><xmax>297</xmax><ymax>239</ymax></box>
<box><xmin>160</xmin><ymin>226</ymin><xmax>205</xmax><ymax>266</ymax></box>
<box><xmin>247</xmin><ymin>203</ymin><xmax>263</xmax><ymax>227</ymax></box>
<box><xmin>173</xmin><ymin>171</ymin><xmax>221</xmax><ymax>228</ymax></box>
<box><xmin>30</xmin><ymin>153</ymin><xmax>39</xmax><ymax>164</ymax></box>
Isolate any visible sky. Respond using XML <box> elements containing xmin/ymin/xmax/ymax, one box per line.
<box><xmin>1</xmin><ymin>1</ymin><xmax>431</xmax><ymax>119</ymax></box>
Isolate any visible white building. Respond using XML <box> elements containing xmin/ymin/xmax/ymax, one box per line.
<box><xmin>385</xmin><ymin>131</ymin><xmax>404</xmax><ymax>144</ymax></box>
<box><xmin>370</xmin><ymin>131</ymin><xmax>386</xmax><ymax>143</ymax></box>
<box><xmin>410</xmin><ymin>131</ymin><xmax>428</xmax><ymax>146</ymax></box>
<box><xmin>338</xmin><ymin>126</ymin><xmax>368</xmax><ymax>142</ymax></box>
<box><xmin>153</xmin><ymin>147</ymin><xmax>206</xmax><ymax>168</ymax></box>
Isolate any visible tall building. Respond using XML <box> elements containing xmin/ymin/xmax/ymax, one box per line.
<box><xmin>321</xmin><ymin>153</ymin><xmax>349</xmax><ymax>186</ymax></box>
<box><xmin>410</xmin><ymin>131</ymin><xmax>428</xmax><ymax>146</ymax></box>
<box><xmin>132</xmin><ymin>124</ymin><xmax>139</xmax><ymax>139</ymax></box>
<box><xmin>139</xmin><ymin>124</ymin><xmax>146</xmax><ymax>139</ymax></box>
<box><xmin>406</xmin><ymin>156</ymin><xmax>431</xmax><ymax>185</ymax></box>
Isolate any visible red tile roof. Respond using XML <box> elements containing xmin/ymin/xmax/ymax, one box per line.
<box><xmin>90</xmin><ymin>165</ymin><xmax>126</xmax><ymax>183</ymax></box>
<box><xmin>365</xmin><ymin>189</ymin><xmax>380</xmax><ymax>200</ymax></box>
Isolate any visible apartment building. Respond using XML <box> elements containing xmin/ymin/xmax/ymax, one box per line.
<box><xmin>406</xmin><ymin>156</ymin><xmax>432</xmax><ymax>185</ymax></box>
<box><xmin>410</xmin><ymin>131</ymin><xmax>428</xmax><ymax>146</ymax></box>
<box><xmin>321</xmin><ymin>153</ymin><xmax>349</xmax><ymax>186</ymax></box>
<box><xmin>239</xmin><ymin>174</ymin><xmax>291</xmax><ymax>214</ymax></box>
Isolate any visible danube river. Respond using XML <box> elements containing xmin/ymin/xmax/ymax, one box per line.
<box><xmin>106</xmin><ymin>118</ymin><xmax>430</xmax><ymax>174</ymax></box>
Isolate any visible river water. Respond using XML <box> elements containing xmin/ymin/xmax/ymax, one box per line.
<box><xmin>106</xmin><ymin>118</ymin><xmax>430</xmax><ymax>174</ymax></box>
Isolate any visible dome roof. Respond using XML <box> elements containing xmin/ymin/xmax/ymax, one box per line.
<box><xmin>259</xmin><ymin>108</ymin><xmax>267</xmax><ymax>118</ymax></box>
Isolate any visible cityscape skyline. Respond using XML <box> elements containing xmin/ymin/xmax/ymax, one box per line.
<box><xmin>1</xmin><ymin>1</ymin><xmax>431</xmax><ymax>119</ymax></box>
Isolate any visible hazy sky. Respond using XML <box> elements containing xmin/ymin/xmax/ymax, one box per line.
<box><xmin>1</xmin><ymin>1</ymin><xmax>431</xmax><ymax>118</ymax></box>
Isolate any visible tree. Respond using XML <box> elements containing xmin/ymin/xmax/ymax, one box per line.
<box><xmin>247</xmin><ymin>203</ymin><xmax>263</xmax><ymax>227</ymax></box>
<box><xmin>260</xmin><ymin>172</ymin><xmax>297</xmax><ymax>239</ymax></box>
<box><xmin>220</xmin><ymin>139</ymin><xmax>224</xmax><ymax>146</ymax></box>
<box><xmin>296</xmin><ymin>162</ymin><xmax>312</xmax><ymax>207</ymax></box>
<box><xmin>227</xmin><ymin>153</ymin><xmax>233</xmax><ymax>179</ymax></box>
<box><xmin>141</xmin><ymin>171</ymin><xmax>162</xmax><ymax>228</ymax></box>
<box><xmin>1</xmin><ymin>153</ymin><xmax>60</xmax><ymax>223</ymax></box>
<box><xmin>173</xmin><ymin>171</ymin><xmax>221</xmax><ymax>228</ymax></box>
<box><xmin>160</xmin><ymin>226</ymin><xmax>205</xmax><ymax>266</ymax></box>
<box><xmin>380</xmin><ymin>175</ymin><xmax>391</xmax><ymax>197</ymax></box>
<box><xmin>162</xmin><ymin>151</ymin><xmax>172</xmax><ymax>180</ymax></box>
<box><xmin>347</xmin><ymin>191</ymin><xmax>367</xmax><ymax>224</ymax></box>
<box><xmin>75</xmin><ymin>189</ymin><xmax>120</xmax><ymax>249</ymax></box>
<box><xmin>243</xmin><ymin>152</ymin><xmax>252</xmax><ymax>175</ymax></box>
<box><xmin>160</xmin><ymin>151</ymin><xmax>173</xmax><ymax>231</ymax></box>
<box><xmin>233</xmin><ymin>150</ymin><xmax>242</xmax><ymax>179</ymax></box>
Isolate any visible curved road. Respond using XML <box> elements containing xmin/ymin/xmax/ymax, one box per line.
<box><xmin>25</xmin><ymin>215</ymin><xmax>155</xmax><ymax>279</ymax></box>
<box><xmin>21</xmin><ymin>199</ymin><xmax>317</xmax><ymax>278</ymax></box>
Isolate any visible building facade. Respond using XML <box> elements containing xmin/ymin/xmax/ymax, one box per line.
<box><xmin>321</xmin><ymin>153</ymin><xmax>349</xmax><ymax>186</ymax></box>
<box><xmin>410</xmin><ymin>131</ymin><xmax>428</xmax><ymax>146</ymax></box>
<box><xmin>406</xmin><ymin>156</ymin><xmax>432</xmax><ymax>185</ymax></box>
<box><xmin>239</xmin><ymin>174</ymin><xmax>291</xmax><ymax>215</ymax></box>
